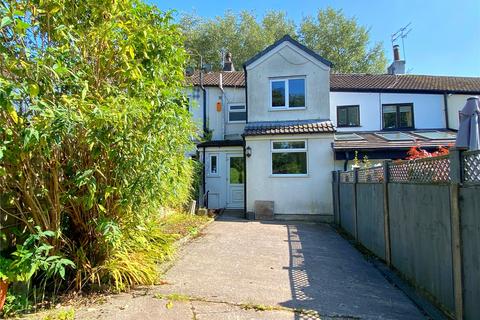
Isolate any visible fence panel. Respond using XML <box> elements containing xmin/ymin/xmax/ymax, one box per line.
<box><xmin>389</xmin><ymin>156</ymin><xmax>450</xmax><ymax>184</ymax></box>
<box><xmin>356</xmin><ymin>183</ymin><xmax>386</xmax><ymax>259</ymax></box>
<box><xmin>459</xmin><ymin>185</ymin><xmax>480</xmax><ymax>320</ymax></box>
<box><xmin>388</xmin><ymin>183</ymin><xmax>454</xmax><ymax>313</ymax></box>
<box><xmin>463</xmin><ymin>150</ymin><xmax>480</xmax><ymax>184</ymax></box>
<box><xmin>357</xmin><ymin>166</ymin><xmax>384</xmax><ymax>183</ymax></box>
<box><xmin>339</xmin><ymin>183</ymin><xmax>355</xmax><ymax>237</ymax></box>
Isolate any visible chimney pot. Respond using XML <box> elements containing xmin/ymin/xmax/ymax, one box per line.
<box><xmin>393</xmin><ymin>45</ymin><xmax>401</xmax><ymax>61</ymax></box>
<box><xmin>223</xmin><ymin>52</ymin><xmax>235</xmax><ymax>72</ymax></box>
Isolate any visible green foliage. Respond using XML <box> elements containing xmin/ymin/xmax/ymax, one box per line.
<box><xmin>2</xmin><ymin>291</ymin><xmax>32</xmax><ymax>317</ymax></box>
<box><xmin>92</xmin><ymin>211</ymin><xmax>211</xmax><ymax>291</ymax></box>
<box><xmin>300</xmin><ymin>8</ymin><xmax>387</xmax><ymax>73</ymax></box>
<box><xmin>1</xmin><ymin>228</ymin><xmax>74</xmax><ymax>284</ymax></box>
<box><xmin>0</xmin><ymin>0</ymin><xmax>195</xmax><ymax>296</ymax></box>
<box><xmin>181</xmin><ymin>10</ymin><xmax>296</xmax><ymax>70</ymax></box>
<box><xmin>181</xmin><ymin>8</ymin><xmax>387</xmax><ymax>73</ymax></box>
<box><xmin>41</xmin><ymin>308</ymin><xmax>75</xmax><ymax>320</ymax></box>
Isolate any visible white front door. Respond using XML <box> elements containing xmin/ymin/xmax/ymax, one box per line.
<box><xmin>226</xmin><ymin>154</ymin><xmax>244</xmax><ymax>208</ymax></box>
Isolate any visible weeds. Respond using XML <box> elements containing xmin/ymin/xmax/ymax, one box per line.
<box><xmin>41</xmin><ymin>308</ymin><xmax>75</xmax><ymax>320</ymax></box>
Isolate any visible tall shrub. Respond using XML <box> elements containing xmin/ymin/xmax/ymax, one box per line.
<box><xmin>0</xmin><ymin>0</ymin><xmax>195</xmax><ymax>290</ymax></box>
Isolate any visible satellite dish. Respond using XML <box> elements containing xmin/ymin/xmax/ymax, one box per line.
<box><xmin>185</xmin><ymin>66</ymin><xmax>194</xmax><ymax>76</ymax></box>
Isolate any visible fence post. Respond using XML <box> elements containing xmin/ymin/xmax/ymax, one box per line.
<box><xmin>383</xmin><ymin>161</ymin><xmax>391</xmax><ymax>266</ymax></box>
<box><xmin>332</xmin><ymin>171</ymin><xmax>338</xmax><ymax>225</ymax></box>
<box><xmin>449</xmin><ymin>148</ymin><xmax>464</xmax><ymax>320</ymax></box>
<box><xmin>337</xmin><ymin>170</ymin><xmax>342</xmax><ymax>227</ymax></box>
<box><xmin>353</xmin><ymin>167</ymin><xmax>359</xmax><ymax>240</ymax></box>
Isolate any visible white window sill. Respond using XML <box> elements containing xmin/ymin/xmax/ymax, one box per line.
<box><xmin>269</xmin><ymin>174</ymin><xmax>309</xmax><ymax>178</ymax></box>
<box><xmin>269</xmin><ymin>107</ymin><xmax>306</xmax><ymax>111</ymax></box>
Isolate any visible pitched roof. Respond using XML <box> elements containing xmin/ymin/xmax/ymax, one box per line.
<box><xmin>189</xmin><ymin>71</ymin><xmax>245</xmax><ymax>88</ymax></box>
<box><xmin>187</xmin><ymin>72</ymin><xmax>480</xmax><ymax>94</ymax></box>
<box><xmin>330</xmin><ymin>74</ymin><xmax>480</xmax><ymax>94</ymax></box>
<box><xmin>244</xmin><ymin>119</ymin><xmax>335</xmax><ymax>136</ymax></box>
<box><xmin>333</xmin><ymin>131</ymin><xmax>456</xmax><ymax>151</ymax></box>
<box><xmin>243</xmin><ymin>34</ymin><xmax>333</xmax><ymax>68</ymax></box>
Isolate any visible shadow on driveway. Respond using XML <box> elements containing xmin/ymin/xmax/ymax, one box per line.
<box><xmin>278</xmin><ymin>222</ymin><xmax>425</xmax><ymax>319</ymax></box>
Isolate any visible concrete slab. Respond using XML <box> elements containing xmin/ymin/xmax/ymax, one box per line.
<box><xmin>71</xmin><ymin>216</ymin><xmax>426</xmax><ymax>320</ymax></box>
<box><xmin>154</xmin><ymin>217</ymin><xmax>426</xmax><ymax>320</ymax></box>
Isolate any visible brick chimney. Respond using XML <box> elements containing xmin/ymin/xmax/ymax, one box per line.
<box><xmin>222</xmin><ymin>52</ymin><xmax>235</xmax><ymax>72</ymax></box>
<box><xmin>387</xmin><ymin>44</ymin><xmax>406</xmax><ymax>75</ymax></box>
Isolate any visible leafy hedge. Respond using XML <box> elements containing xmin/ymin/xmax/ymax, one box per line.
<box><xmin>0</xmin><ymin>0</ymin><xmax>195</xmax><ymax>292</ymax></box>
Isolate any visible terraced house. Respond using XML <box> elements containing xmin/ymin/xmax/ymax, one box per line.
<box><xmin>188</xmin><ymin>35</ymin><xmax>480</xmax><ymax>220</ymax></box>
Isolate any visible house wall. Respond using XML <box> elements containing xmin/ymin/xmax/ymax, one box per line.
<box><xmin>245</xmin><ymin>134</ymin><xmax>334</xmax><ymax>217</ymax></box>
<box><xmin>446</xmin><ymin>94</ymin><xmax>475</xmax><ymax>130</ymax></box>
<box><xmin>203</xmin><ymin>86</ymin><xmax>245</xmax><ymax>140</ymax></box>
<box><xmin>330</xmin><ymin>92</ymin><xmax>446</xmax><ymax>131</ymax></box>
<box><xmin>202</xmin><ymin>146</ymin><xmax>243</xmax><ymax>209</ymax></box>
<box><xmin>246</xmin><ymin>43</ymin><xmax>330</xmax><ymax>122</ymax></box>
<box><xmin>187</xmin><ymin>87</ymin><xmax>204</xmax><ymax>136</ymax></box>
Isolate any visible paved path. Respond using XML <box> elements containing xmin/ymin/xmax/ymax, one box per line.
<box><xmin>76</xmin><ymin>215</ymin><xmax>426</xmax><ymax>320</ymax></box>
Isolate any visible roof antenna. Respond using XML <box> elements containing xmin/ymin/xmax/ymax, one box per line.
<box><xmin>391</xmin><ymin>23</ymin><xmax>412</xmax><ymax>61</ymax></box>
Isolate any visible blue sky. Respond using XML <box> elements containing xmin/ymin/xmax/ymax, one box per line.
<box><xmin>150</xmin><ymin>0</ymin><xmax>480</xmax><ymax>77</ymax></box>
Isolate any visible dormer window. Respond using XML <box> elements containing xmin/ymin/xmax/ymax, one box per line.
<box><xmin>271</xmin><ymin>77</ymin><xmax>305</xmax><ymax>109</ymax></box>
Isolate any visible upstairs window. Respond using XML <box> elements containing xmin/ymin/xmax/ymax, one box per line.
<box><xmin>271</xmin><ymin>78</ymin><xmax>305</xmax><ymax>109</ymax></box>
<box><xmin>228</xmin><ymin>105</ymin><xmax>246</xmax><ymax>123</ymax></box>
<box><xmin>271</xmin><ymin>140</ymin><xmax>307</xmax><ymax>176</ymax></box>
<box><xmin>337</xmin><ymin>105</ymin><xmax>360</xmax><ymax>127</ymax></box>
<box><xmin>382</xmin><ymin>103</ymin><xmax>414</xmax><ymax>130</ymax></box>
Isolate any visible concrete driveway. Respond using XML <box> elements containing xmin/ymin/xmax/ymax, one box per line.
<box><xmin>77</xmin><ymin>215</ymin><xmax>426</xmax><ymax>320</ymax></box>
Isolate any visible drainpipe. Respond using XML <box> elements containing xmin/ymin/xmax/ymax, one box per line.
<box><xmin>444</xmin><ymin>92</ymin><xmax>450</xmax><ymax>130</ymax></box>
<box><xmin>202</xmin><ymin>146</ymin><xmax>206</xmax><ymax>207</ymax></box>
<box><xmin>200</xmin><ymin>72</ymin><xmax>207</xmax><ymax>136</ymax></box>
<box><xmin>242</xmin><ymin>64</ymin><xmax>248</xmax><ymax>218</ymax></box>
<box><xmin>243</xmin><ymin>64</ymin><xmax>248</xmax><ymax>123</ymax></box>
<box><xmin>242</xmin><ymin>135</ymin><xmax>247</xmax><ymax>218</ymax></box>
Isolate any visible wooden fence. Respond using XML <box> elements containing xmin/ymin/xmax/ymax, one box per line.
<box><xmin>332</xmin><ymin>149</ymin><xmax>480</xmax><ymax>320</ymax></box>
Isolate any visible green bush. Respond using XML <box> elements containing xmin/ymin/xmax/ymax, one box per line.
<box><xmin>0</xmin><ymin>0</ymin><xmax>195</xmax><ymax>295</ymax></box>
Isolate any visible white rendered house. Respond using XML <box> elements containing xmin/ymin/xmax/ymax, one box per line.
<box><xmin>188</xmin><ymin>35</ymin><xmax>480</xmax><ymax>220</ymax></box>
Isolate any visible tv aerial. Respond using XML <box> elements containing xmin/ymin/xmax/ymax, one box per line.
<box><xmin>391</xmin><ymin>23</ymin><xmax>412</xmax><ymax>61</ymax></box>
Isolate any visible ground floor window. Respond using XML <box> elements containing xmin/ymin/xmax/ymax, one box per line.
<box><xmin>209</xmin><ymin>154</ymin><xmax>218</xmax><ymax>175</ymax></box>
<box><xmin>271</xmin><ymin>140</ymin><xmax>307</xmax><ymax>175</ymax></box>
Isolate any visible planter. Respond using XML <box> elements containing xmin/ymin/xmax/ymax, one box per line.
<box><xmin>0</xmin><ymin>280</ymin><xmax>8</xmax><ymax>311</ymax></box>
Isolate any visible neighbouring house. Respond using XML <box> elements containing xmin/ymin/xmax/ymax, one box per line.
<box><xmin>187</xmin><ymin>35</ymin><xmax>480</xmax><ymax>220</ymax></box>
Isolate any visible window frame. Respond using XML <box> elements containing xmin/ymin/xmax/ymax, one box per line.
<box><xmin>270</xmin><ymin>140</ymin><xmax>308</xmax><ymax>177</ymax></box>
<box><xmin>227</xmin><ymin>104</ymin><xmax>247</xmax><ymax>123</ymax></box>
<box><xmin>336</xmin><ymin>105</ymin><xmax>360</xmax><ymax>127</ymax></box>
<box><xmin>208</xmin><ymin>154</ymin><xmax>219</xmax><ymax>176</ymax></box>
<box><xmin>269</xmin><ymin>77</ymin><xmax>307</xmax><ymax>110</ymax></box>
<box><xmin>382</xmin><ymin>103</ymin><xmax>415</xmax><ymax>130</ymax></box>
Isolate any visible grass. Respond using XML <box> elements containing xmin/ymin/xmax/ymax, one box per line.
<box><xmin>158</xmin><ymin>213</ymin><xmax>212</xmax><ymax>238</ymax></box>
<box><xmin>40</xmin><ymin>308</ymin><xmax>75</xmax><ymax>320</ymax></box>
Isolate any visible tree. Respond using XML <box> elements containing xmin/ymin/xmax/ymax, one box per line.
<box><xmin>180</xmin><ymin>10</ymin><xmax>296</xmax><ymax>70</ymax></box>
<box><xmin>182</xmin><ymin>8</ymin><xmax>387</xmax><ymax>74</ymax></box>
<box><xmin>0</xmin><ymin>0</ymin><xmax>195</xmax><ymax>291</ymax></box>
<box><xmin>300</xmin><ymin>8</ymin><xmax>387</xmax><ymax>73</ymax></box>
